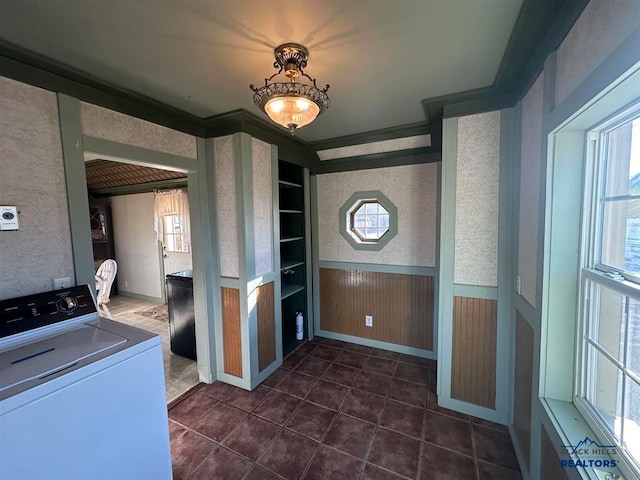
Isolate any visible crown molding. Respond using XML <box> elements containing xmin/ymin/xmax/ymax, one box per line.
<box><xmin>421</xmin><ymin>0</ymin><xmax>589</xmax><ymax>124</ymax></box>
<box><xmin>0</xmin><ymin>0</ymin><xmax>589</xmax><ymax>172</ymax></box>
<box><xmin>0</xmin><ymin>39</ymin><xmax>204</xmax><ymax>137</ymax></box>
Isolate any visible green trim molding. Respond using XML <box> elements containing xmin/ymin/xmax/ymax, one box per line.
<box><xmin>319</xmin><ymin>261</ymin><xmax>435</xmax><ymax>277</ymax></box>
<box><xmin>57</xmin><ymin>93</ymin><xmax>94</xmax><ymax>291</ymax></box>
<box><xmin>338</xmin><ymin>190</ymin><xmax>398</xmax><ymax>252</ymax></box>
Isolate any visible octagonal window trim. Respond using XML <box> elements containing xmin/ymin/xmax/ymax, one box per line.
<box><xmin>339</xmin><ymin>190</ymin><xmax>398</xmax><ymax>251</ymax></box>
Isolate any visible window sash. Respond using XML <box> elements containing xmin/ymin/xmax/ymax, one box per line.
<box><xmin>593</xmin><ymin>108</ymin><xmax>640</xmax><ymax>279</ymax></box>
<box><xmin>577</xmin><ymin>103</ymin><xmax>640</xmax><ymax>477</ymax></box>
<box><xmin>162</xmin><ymin>214</ymin><xmax>189</xmax><ymax>253</ymax></box>
<box><xmin>577</xmin><ymin>269</ymin><xmax>640</xmax><ymax>471</ymax></box>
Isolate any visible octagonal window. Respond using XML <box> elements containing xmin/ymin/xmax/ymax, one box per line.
<box><xmin>350</xmin><ymin>201</ymin><xmax>390</xmax><ymax>242</ymax></box>
<box><xmin>339</xmin><ymin>191</ymin><xmax>397</xmax><ymax>251</ymax></box>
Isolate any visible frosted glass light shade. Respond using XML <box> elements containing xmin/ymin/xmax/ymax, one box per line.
<box><xmin>250</xmin><ymin>44</ymin><xmax>329</xmax><ymax>134</ymax></box>
<box><xmin>264</xmin><ymin>96</ymin><xmax>320</xmax><ymax>131</ymax></box>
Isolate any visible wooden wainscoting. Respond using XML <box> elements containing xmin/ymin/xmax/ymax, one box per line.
<box><xmin>514</xmin><ymin>311</ymin><xmax>534</xmax><ymax>470</ymax></box>
<box><xmin>319</xmin><ymin>268</ymin><xmax>433</xmax><ymax>350</ymax></box>
<box><xmin>221</xmin><ymin>287</ymin><xmax>242</xmax><ymax>377</ymax></box>
<box><xmin>451</xmin><ymin>295</ymin><xmax>497</xmax><ymax>409</ymax></box>
<box><xmin>256</xmin><ymin>282</ymin><xmax>276</xmax><ymax>372</ymax></box>
<box><xmin>541</xmin><ymin>427</ymin><xmax>569</xmax><ymax>480</ymax></box>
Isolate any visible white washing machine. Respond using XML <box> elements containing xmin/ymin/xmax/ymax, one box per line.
<box><xmin>0</xmin><ymin>285</ymin><xmax>172</xmax><ymax>480</ymax></box>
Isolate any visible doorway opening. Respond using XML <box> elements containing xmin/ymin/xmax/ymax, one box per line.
<box><xmin>85</xmin><ymin>156</ymin><xmax>198</xmax><ymax>403</ymax></box>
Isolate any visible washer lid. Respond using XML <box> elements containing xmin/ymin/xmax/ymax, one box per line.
<box><xmin>0</xmin><ymin>325</ymin><xmax>126</xmax><ymax>393</ymax></box>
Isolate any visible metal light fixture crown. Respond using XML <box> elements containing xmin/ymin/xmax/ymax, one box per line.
<box><xmin>250</xmin><ymin>43</ymin><xmax>330</xmax><ymax>135</ymax></box>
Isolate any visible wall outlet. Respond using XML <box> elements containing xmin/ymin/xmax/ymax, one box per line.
<box><xmin>365</xmin><ymin>315</ymin><xmax>373</xmax><ymax>327</ymax></box>
<box><xmin>53</xmin><ymin>277</ymin><xmax>72</xmax><ymax>290</ymax></box>
<box><xmin>516</xmin><ymin>274</ymin><xmax>522</xmax><ymax>295</ymax></box>
<box><xmin>124</xmin><ymin>280</ymin><xmax>129</xmax><ymax>288</ymax></box>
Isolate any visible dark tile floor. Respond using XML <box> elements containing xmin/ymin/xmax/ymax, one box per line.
<box><xmin>168</xmin><ymin>337</ymin><xmax>523</xmax><ymax>480</ymax></box>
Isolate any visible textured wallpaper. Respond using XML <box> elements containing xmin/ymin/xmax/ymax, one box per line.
<box><xmin>0</xmin><ymin>77</ymin><xmax>75</xmax><ymax>300</ymax></box>
<box><xmin>251</xmin><ymin>138</ymin><xmax>273</xmax><ymax>277</ymax></box>
<box><xmin>317</xmin><ymin>163</ymin><xmax>437</xmax><ymax>267</ymax></box>
<box><xmin>454</xmin><ymin>111</ymin><xmax>501</xmax><ymax>287</ymax></box>
<box><xmin>215</xmin><ymin>136</ymin><xmax>240</xmax><ymax>278</ymax></box>
<box><xmin>519</xmin><ymin>73</ymin><xmax>544</xmax><ymax>306</ymax></box>
<box><xmin>80</xmin><ymin>102</ymin><xmax>197</xmax><ymax>159</ymax></box>
<box><xmin>555</xmin><ymin>0</ymin><xmax>640</xmax><ymax>105</ymax></box>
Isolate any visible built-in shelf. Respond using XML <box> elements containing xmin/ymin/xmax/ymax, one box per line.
<box><xmin>281</xmin><ymin>259</ymin><xmax>305</xmax><ymax>271</ymax></box>
<box><xmin>280</xmin><ymin>236</ymin><xmax>304</xmax><ymax>243</ymax></box>
<box><xmin>281</xmin><ymin>284</ymin><xmax>305</xmax><ymax>300</ymax></box>
<box><xmin>279</xmin><ymin>159</ymin><xmax>307</xmax><ymax>358</ymax></box>
<box><xmin>279</xmin><ymin>180</ymin><xmax>302</xmax><ymax>188</ymax></box>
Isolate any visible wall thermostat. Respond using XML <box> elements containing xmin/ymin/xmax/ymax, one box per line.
<box><xmin>0</xmin><ymin>206</ymin><xmax>19</xmax><ymax>231</ymax></box>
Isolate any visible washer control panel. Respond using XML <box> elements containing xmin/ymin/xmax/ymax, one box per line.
<box><xmin>0</xmin><ymin>285</ymin><xmax>96</xmax><ymax>340</ymax></box>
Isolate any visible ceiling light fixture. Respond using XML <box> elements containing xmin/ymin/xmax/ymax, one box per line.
<box><xmin>250</xmin><ymin>43</ymin><xmax>330</xmax><ymax>136</ymax></box>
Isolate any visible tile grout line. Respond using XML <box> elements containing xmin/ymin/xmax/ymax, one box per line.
<box><xmin>471</xmin><ymin>422</ymin><xmax>481</xmax><ymax>480</ymax></box>
<box><xmin>182</xmin><ymin>440</ymin><xmax>221</xmax><ymax>480</ymax></box>
<box><xmin>171</xmin><ymin>338</ymin><xmax>490</xmax><ymax>479</ymax></box>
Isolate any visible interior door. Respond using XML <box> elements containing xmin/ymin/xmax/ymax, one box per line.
<box><xmin>162</xmin><ymin>245</ymin><xmax>192</xmax><ymax>276</ymax></box>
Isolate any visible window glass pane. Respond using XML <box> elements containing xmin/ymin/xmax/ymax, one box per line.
<box><xmin>163</xmin><ymin>215</ymin><xmax>173</xmax><ymax>232</ymax></box>
<box><xmin>587</xmin><ymin>282</ymin><xmax>626</xmax><ymax>361</ymax></box>
<box><xmin>165</xmin><ymin>234</ymin><xmax>176</xmax><ymax>252</ymax></box>
<box><xmin>365</xmin><ymin>202</ymin><xmax>378</xmax><ymax>214</ymax></box>
<box><xmin>349</xmin><ymin>201</ymin><xmax>390</xmax><ymax>242</ymax></box>
<box><xmin>629</xmin><ymin>298</ymin><xmax>640</xmax><ymax>378</ymax></box>
<box><xmin>601</xmin><ymin>199</ymin><xmax>640</xmax><ymax>274</ymax></box>
<box><xmin>604</xmin><ymin>119</ymin><xmax>640</xmax><ymax>197</ymax></box>
<box><xmin>353</xmin><ymin>213</ymin><xmax>367</xmax><ymax>238</ymax></box>
<box><xmin>162</xmin><ymin>214</ymin><xmax>189</xmax><ymax>253</ymax></box>
<box><xmin>585</xmin><ymin>345</ymin><xmax>623</xmax><ymax>440</ymax></box>
<box><xmin>354</xmin><ymin>214</ymin><xmax>367</xmax><ymax>227</ymax></box>
<box><xmin>174</xmin><ymin>234</ymin><xmax>184</xmax><ymax>251</ymax></box>
<box><xmin>624</xmin><ymin>378</ymin><xmax>640</xmax><ymax>465</ymax></box>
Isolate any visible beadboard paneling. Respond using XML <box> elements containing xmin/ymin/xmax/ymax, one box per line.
<box><xmin>319</xmin><ymin>268</ymin><xmax>433</xmax><ymax>350</ymax></box>
<box><xmin>257</xmin><ymin>282</ymin><xmax>276</xmax><ymax>372</ymax></box>
<box><xmin>221</xmin><ymin>287</ymin><xmax>242</xmax><ymax>377</ymax></box>
<box><xmin>451</xmin><ymin>296</ymin><xmax>497</xmax><ymax>408</ymax></box>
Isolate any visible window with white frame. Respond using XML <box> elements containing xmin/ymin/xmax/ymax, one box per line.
<box><xmin>579</xmin><ymin>104</ymin><xmax>640</xmax><ymax>472</ymax></box>
<box><xmin>162</xmin><ymin>214</ymin><xmax>189</xmax><ymax>253</ymax></box>
<box><xmin>338</xmin><ymin>191</ymin><xmax>398</xmax><ymax>251</ymax></box>
<box><xmin>350</xmin><ymin>200</ymin><xmax>390</xmax><ymax>242</ymax></box>
<box><xmin>154</xmin><ymin>189</ymin><xmax>190</xmax><ymax>253</ymax></box>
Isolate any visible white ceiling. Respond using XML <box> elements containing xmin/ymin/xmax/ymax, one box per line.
<box><xmin>0</xmin><ymin>0</ymin><xmax>524</xmax><ymax>142</ymax></box>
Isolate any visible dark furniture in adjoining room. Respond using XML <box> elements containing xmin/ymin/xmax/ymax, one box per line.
<box><xmin>166</xmin><ymin>270</ymin><xmax>197</xmax><ymax>360</ymax></box>
<box><xmin>89</xmin><ymin>201</ymin><xmax>117</xmax><ymax>296</ymax></box>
